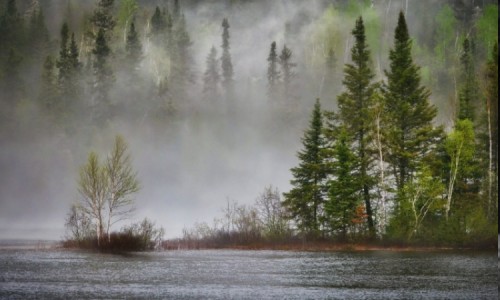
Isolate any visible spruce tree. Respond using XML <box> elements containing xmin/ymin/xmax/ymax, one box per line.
<box><xmin>336</xmin><ymin>16</ymin><xmax>376</xmax><ymax>237</ymax></box>
<box><xmin>382</xmin><ymin>11</ymin><xmax>441</xmax><ymax>194</ymax></box>
<box><xmin>2</xmin><ymin>48</ymin><xmax>23</xmax><ymax>106</ymax></box>
<box><xmin>28</xmin><ymin>6</ymin><xmax>49</xmax><ymax>62</ymax></box>
<box><xmin>38</xmin><ymin>55</ymin><xmax>58</xmax><ymax>117</ymax></box>
<box><xmin>221</xmin><ymin>18</ymin><xmax>234</xmax><ymax>98</ymax></box>
<box><xmin>150</xmin><ymin>7</ymin><xmax>165</xmax><ymax>37</ymax></box>
<box><xmin>0</xmin><ymin>0</ymin><xmax>24</xmax><ymax>62</ymax></box>
<box><xmin>91</xmin><ymin>0</ymin><xmax>116</xmax><ymax>34</ymax></box>
<box><xmin>267</xmin><ymin>41</ymin><xmax>280</xmax><ymax>102</ymax></box>
<box><xmin>92</xmin><ymin>28</ymin><xmax>113</xmax><ymax>123</ymax></box>
<box><xmin>56</xmin><ymin>24</ymin><xmax>81</xmax><ymax>121</ymax></box>
<box><xmin>325</xmin><ymin>127</ymin><xmax>361</xmax><ymax>240</ymax></box>
<box><xmin>458</xmin><ymin>38</ymin><xmax>478</xmax><ymax>121</ymax></box>
<box><xmin>125</xmin><ymin>20</ymin><xmax>142</xmax><ymax>74</ymax></box>
<box><xmin>170</xmin><ymin>13</ymin><xmax>191</xmax><ymax>104</ymax></box>
<box><xmin>283</xmin><ymin>99</ymin><xmax>327</xmax><ymax>235</ymax></box>
<box><xmin>203</xmin><ymin>46</ymin><xmax>220</xmax><ymax>101</ymax></box>
<box><xmin>279</xmin><ymin>45</ymin><xmax>296</xmax><ymax>103</ymax></box>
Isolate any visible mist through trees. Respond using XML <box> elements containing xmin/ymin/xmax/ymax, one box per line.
<box><xmin>0</xmin><ymin>0</ymin><xmax>497</xmax><ymax>246</ymax></box>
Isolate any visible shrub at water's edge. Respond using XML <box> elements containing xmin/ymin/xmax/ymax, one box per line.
<box><xmin>64</xmin><ymin>218</ymin><xmax>164</xmax><ymax>252</ymax></box>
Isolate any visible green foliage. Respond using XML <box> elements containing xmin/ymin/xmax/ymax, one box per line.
<box><xmin>283</xmin><ymin>99</ymin><xmax>327</xmax><ymax>235</ymax></box>
<box><xmin>476</xmin><ymin>5</ymin><xmax>498</xmax><ymax>52</ymax></box>
<box><xmin>434</xmin><ymin>4</ymin><xmax>457</xmax><ymax>65</ymax></box>
<box><xmin>457</xmin><ymin>38</ymin><xmax>478</xmax><ymax>121</ymax></box>
<box><xmin>117</xmin><ymin>0</ymin><xmax>138</xmax><ymax>30</ymax></box>
<box><xmin>306</xmin><ymin>5</ymin><xmax>343</xmax><ymax>68</ymax></box>
<box><xmin>389</xmin><ymin>165</ymin><xmax>445</xmax><ymax>241</ymax></box>
<box><xmin>444</xmin><ymin>119</ymin><xmax>477</xmax><ymax>220</ymax></box>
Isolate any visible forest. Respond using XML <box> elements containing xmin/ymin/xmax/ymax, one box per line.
<box><xmin>0</xmin><ymin>0</ymin><xmax>497</xmax><ymax>249</ymax></box>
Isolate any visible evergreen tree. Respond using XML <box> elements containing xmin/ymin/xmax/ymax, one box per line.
<box><xmin>150</xmin><ymin>7</ymin><xmax>166</xmax><ymax>38</ymax></box>
<box><xmin>382</xmin><ymin>12</ymin><xmax>441</xmax><ymax>194</ymax></box>
<box><xmin>170</xmin><ymin>13</ymin><xmax>192</xmax><ymax>104</ymax></box>
<box><xmin>336</xmin><ymin>16</ymin><xmax>376</xmax><ymax>237</ymax></box>
<box><xmin>1</xmin><ymin>48</ymin><xmax>23</xmax><ymax>107</ymax></box>
<box><xmin>91</xmin><ymin>0</ymin><xmax>116</xmax><ymax>34</ymax></box>
<box><xmin>320</xmin><ymin>48</ymin><xmax>337</xmax><ymax>102</ymax></box>
<box><xmin>27</xmin><ymin>6</ymin><xmax>49</xmax><ymax>62</ymax></box>
<box><xmin>125</xmin><ymin>20</ymin><xmax>142</xmax><ymax>74</ymax></box>
<box><xmin>0</xmin><ymin>0</ymin><xmax>24</xmax><ymax>63</ymax></box>
<box><xmin>56</xmin><ymin>24</ymin><xmax>81</xmax><ymax>120</ymax></box>
<box><xmin>92</xmin><ymin>28</ymin><xmax>113</xmax><ymax>123</ymax></box>
<box><xmin>267</xmin><ymin>41</ymin><xmax>280</xmax><ymax>102</ymax></box>
<box><xmin>173</xmin><ymin>0</ymin><xmax>181</xmax><ymax>21</ymax></box>
<box><xmin>38</xmin><ymin>55</ymin><xmax>58</xmax><ymax>117</ymax></box>
<box><xmin>221</xmin><ymin>18</ymin><xmax>234</xmax><ymax>98</ymax></box>
<box><xmin>279</xmin><ymin>44</ymin><xmax>296</xmax><ymax>103</ymax></box>
<box><xmin>203</xmin><ymin>46</ymin><xmax>220</xmax><ymax>101</ymax></box>
<box><xmin>458</xmin><ymin>38</ymin><xmax>478</xmax><ymax>121</ymax></box>
<box><xmin>283</xmin><ymin>99</ymin><xmax>327</xmax><ymax>235</ymax></box>
<box><xmin>325</xmin><ymin>127</ymin><xmax>361</xmax><ymax>240</ymax></box>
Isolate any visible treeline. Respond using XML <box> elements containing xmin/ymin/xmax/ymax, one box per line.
<box><xmin>1</xmin><ymin>0</ymin><xmax>497</xmax><ymax>136</ymax></box>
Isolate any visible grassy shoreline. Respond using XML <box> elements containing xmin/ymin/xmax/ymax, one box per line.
<box><xmin>161</xmin><ymin>239</ymin><xmax>498</xmax><ymax>252</ymax></box>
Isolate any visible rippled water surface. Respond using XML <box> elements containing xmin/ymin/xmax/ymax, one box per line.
<box><xmin>0</xmin><ymin>247</ymin><xmax>497</xmax><ymax>299</ymax></box>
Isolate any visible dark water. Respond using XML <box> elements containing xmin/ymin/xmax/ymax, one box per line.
<box><xmin>0</xmin><ymin>247</ymin><xmax>497</xmax><ymax>299</ymax></box>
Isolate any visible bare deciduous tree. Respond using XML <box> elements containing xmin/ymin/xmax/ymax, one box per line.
<box><xmin>78</xmin><ymin>151</ymin><xmax>107</xmax><ymax>246</ymax></box>
<box><xmin>105</xmin><ymin>135</ymin><xmax>140</xmax><ymax>241</ymax></box>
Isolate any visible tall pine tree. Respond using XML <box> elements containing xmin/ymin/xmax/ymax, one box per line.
<box><xmin>382</xmin><ymin>11</ymin><xmax>441</xmax><ymax>194</ymax></box>
<box><xmin>279</xmin><ymin>44</ymin><xmax>296</xmax><ymax>104</ymax></box>
<box><xmin>336</xmin><ymin>16</ymin><xmax>376</xmax><ymax>237</ymax></box>
<box><xmin>92</xmin><ymin>28</ymin><xmax>113</xmax><ymax>123</ymax></box>
<box><xmin>283</xmin><ymin>99</ymin><xmax>327</xmax><ymax>236</ymax></box>
<box><xmin>125</xmin><ymin>20</ymin><xmax>142</xmax><ymax>76</ymax></box>
<box><xmin>458</xmin><ymin>37</ymin><xmax>478</xmax><ymax>121</ymax></box>
<box><xmin>203</xmin><ymin>46</ymin><xmax>220</xmax><ymax>101</ymax></box>
<box><xmin>267</xmin><ymin>41</ymin><xmax>280</xmax><ymax>102</ymax></box>
<box><xmin>221</xmin><ymin>18</ymin><xmax>234</xmax><ymax>98</ymax></box>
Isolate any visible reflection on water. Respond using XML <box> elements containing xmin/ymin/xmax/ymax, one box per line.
<box><xmin>0</xmin><ymin>247</ymin><xmax>497</xmax><ymax>299</ymax></box>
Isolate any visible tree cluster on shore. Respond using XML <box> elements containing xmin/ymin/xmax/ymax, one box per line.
<box><xmin>178</xmin><ymin>12</ymin><xmax>498</xmax><ymax>249</ymax></box>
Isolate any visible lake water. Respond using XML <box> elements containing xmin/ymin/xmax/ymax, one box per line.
<box><xmin>0</xmin><ymin>246</ymin><xmax>497</xmax><ymax>299</ymax></box>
